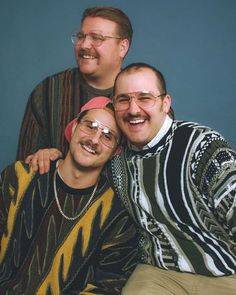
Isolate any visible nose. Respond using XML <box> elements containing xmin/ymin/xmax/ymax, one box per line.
<box><xmin>90</xmin><ymin>129</ymin><xmax>101</xmax><ymax>144</ymax></box>
<box><xmin>128</xmin><ymin>97</ymin><xmax>141</xmax><ymax>114</ymax></box>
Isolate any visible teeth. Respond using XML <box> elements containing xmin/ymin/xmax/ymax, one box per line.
<box><xmin>129</xmin><ymin>119</ymin><xmax>145</xmax><ymax>124</ymax></box>
<box><xmin>82</xmin><ymin>144</ymin><xmax>95</xmax><ymax>154</ymax></box>
<box><xmin>82</xmin><ymin>55</ymin><xmax>95</xmax><ymax>59</ymax></box>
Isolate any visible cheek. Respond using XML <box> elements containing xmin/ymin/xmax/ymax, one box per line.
<box><xmin>71</xmin><ymin>131</ymin><xmax>84</xmax><ymax>144</ymax></box>
<box><xmin>115</xmin><ymin>111</ymin><xmax>125</xmax><ymax>123</ymax></box>
<box><xmin>100</xmin><ymin>45</ymin><xmax>117</xmax><ymax>59</ymax></box>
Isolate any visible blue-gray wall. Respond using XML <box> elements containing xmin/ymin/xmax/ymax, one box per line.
<box><xmin>0</xmin><ymin>0</ymin><xmax>235</xmax><ymax>172</ymax></box>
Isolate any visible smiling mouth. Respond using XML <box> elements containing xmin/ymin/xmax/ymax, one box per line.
<box><xmin>79</xmin><ymin>51</ymin><xmax>97</xmax><ymax>59</ymax></box>
<box><xmin>128</xmin><ymin>119</ymin><xmax>145</xmax><ymax>125</ymax></box>
<box><xmin>81</xmin><ymin>144</ymin><xmax>96</xmax><ymax>154</ymax></box>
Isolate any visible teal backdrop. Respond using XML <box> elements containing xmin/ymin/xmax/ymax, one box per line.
<box><xmin>0</xmin><ymin>0</ymin><xmax>235</xmax><ymax>171</ymax></box>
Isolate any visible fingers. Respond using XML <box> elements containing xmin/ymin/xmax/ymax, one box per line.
<box><xmin>25</xmin><ymin>148</ymin><xmax>63</xmax><ymax>175</ymax></box>
<box><xmin>28</xmin><ymin>149</ymin><xmax>48</xmax><ymax>174</ymax></box>
<box><xmin>38</xmin><ymin>149</ymin><xmax>51</xmax><ymax>174</ymax></box>
<box><xmin>25</xmin><ymin>154</ymin><xmax>34</xmax><ymax>164</ymax></box>
<box><xmin>49</xmin><ymin>149</ymin><xmax>63</xmax><ymax>161</ymax></box>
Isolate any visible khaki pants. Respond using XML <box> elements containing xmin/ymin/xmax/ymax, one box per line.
<box><xmin>122</xmin><ymin>264</ymin><xmax>236</xmax><ymax>295</ymax></box>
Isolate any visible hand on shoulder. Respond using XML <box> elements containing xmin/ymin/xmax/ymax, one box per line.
<box><xmin>25</xmin><ymin>148</ymin><xmax>63</xmax><ymax>174</ymax></box>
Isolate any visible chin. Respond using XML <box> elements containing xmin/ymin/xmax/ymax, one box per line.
<box><xmin>76</xmin><ymin>160</ymin><xmax>94</xmax><ymax>169</ymax></box>
<box><xmin>130</xmin><ymin>137</ymin><xmax>148</xmax><ymax>148</ymax></box>
<box><xmin>79</xmin><ymin>58</ymin><xmax>97</xmax><ymax>67</ymax></box>
<box><xmin>79</xmin><ymin>66</ymin><xmax>94</xmax><ymax>74</ymax></box>
<box><xmin>128</xmin><ymin>135</ymin><xmax>145</xmax><ymax>144</ymax></box>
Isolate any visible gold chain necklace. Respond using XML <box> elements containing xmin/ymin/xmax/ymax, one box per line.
<box><xmin>53</xmin><ymin>169</ymin><xmax>98</xmax><ymax>221</ymax></box>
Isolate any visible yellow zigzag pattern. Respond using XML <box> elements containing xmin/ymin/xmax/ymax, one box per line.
<box><xmin>0</xmin><ymin>162</ymin><xmax>34</xmax><ymax>262</ymax></box>
<box><xmin>37</xmin><ymin>187</ymin><xmax>114</xmax><ymax>295</ymax></box>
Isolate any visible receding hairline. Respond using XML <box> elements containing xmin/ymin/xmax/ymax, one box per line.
<box><xmin>114</xmin><ymin>65</ymin><xmax>167</xmax><ymax>94</ymax></box>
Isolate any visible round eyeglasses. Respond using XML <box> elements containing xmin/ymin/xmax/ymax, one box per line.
<box><xmin>71</xmin><ymin>32</ymin><xmax>123</xmax><ymax>47</ymax></box>
<box><xmin>113</xmin><ymin>91</ymin><xmax>166</xmax><ymax>111</ymax></box>
<box><xmin>78</xmin><ymin>119</ymin><xmax>119</xmax><ymax>149</ymax></box>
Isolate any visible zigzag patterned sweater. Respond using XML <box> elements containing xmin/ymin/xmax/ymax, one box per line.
<box><xmin>0</xmin><ymin>161</ymin><xmax>137</xmax><ymax>294</ymax></box>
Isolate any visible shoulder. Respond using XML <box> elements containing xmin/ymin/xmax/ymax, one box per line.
<box><xmin>1</xmin><ymin>161</ymin><xmax>32</xmax><ymax>177</ymax></box>
<box><xmin>30</xmin><ymin>67</ymin><xmax>80</xmax><ymax>93</ymax></box>
<box><xmin>175</xmin><ymin>120</ymin><xmax>215</xmax><ymax>133</ymax></box>
<box><xmin>173</xmin><ymin>120</ymin><xmax>234</xmax><ymax>159</ymax></box>
<box><xmin>48</xmin><ymin>67</ymin><xmax>80</xmax><ymax>80</ymax></box>
<box><xmin>27</xmin><ymin>67</ymin><xmax>80</xmax><ymax>106</ymax></box>
<box><xmin>0</xmin><ymin>161</ymin><xmax>37</xmax><ymax>194</ymax></box>
<box><xmin>1</xmin><ymin>160</ymin><xmax>57</xmax><ymax>185</ymax></box>
<box><xmin>175</xmin><ymin>122</ymin><xmax>236</xmax><ymax>182</ymax></box>
<box><xmin>41</xmin><ymin>67</ymin><xmax>79</xmax><ymax>81</ymax></box>
<box><xmin>173</xmin><ymin>120</ymin><xmax>227</xmax><ymax>146</ymax></box>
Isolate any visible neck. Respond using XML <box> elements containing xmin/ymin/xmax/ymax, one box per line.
<box><xmin>82</xmin><ymin>68</ymin><xmax>121</xmax><ymax>89</ymax></box>
<box><xmin>57</xmin><ymin>158</ymin><xmax>100</xmax><ymax>189</ymax></box>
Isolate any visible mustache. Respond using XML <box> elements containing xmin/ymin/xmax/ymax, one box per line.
<box><xmin>71</xmin><ymin>137</ymin><xmax>98</xmax><ymax>151</ymax></box>
<box><xmin>125</xmin><ymin>114</ymin><xmax>146</xmax><ymax>120</ymax></box>
<box><xmin>81</xmin><ymin>139</ymin><xmax>98</xmax><ymax>152</ymax></box>
<box><xmin>78</xmin><ymin>49</ymin><xmax>99</xmax><ymax>58</ymax></box>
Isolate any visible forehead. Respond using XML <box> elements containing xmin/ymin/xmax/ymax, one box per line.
<box><xmin>82</xmin><ymin>109</ymin><xmax>119</xmax><ymax>134</ymax></box>
<box><xmin>115</xmin><ymin>68</ymin><xmax>159</xmax><ymax>94</ymax></box>
<box><xmin>81</xmin><ymin>16</ymin><xmax>118</xmax><ymax>34</ymax></box>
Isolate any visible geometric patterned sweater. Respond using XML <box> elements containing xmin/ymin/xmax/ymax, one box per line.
<box><xmin>111</xmin><ymin>120</ymin><xmax>236</xmax><ymax>277</ymax></box>
<box><xmin>16</xmin><ymin>67</ymin><xmax>113</xmax><ymax>161</ymax></box>
<box><xmin>0</xmin><ymin>161</ymin><xmax>137</xmax><ymax>294</ymax></box>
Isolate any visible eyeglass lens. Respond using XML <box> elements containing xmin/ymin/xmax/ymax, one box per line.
<box><xmin>79</xmin><ymin>120</ymin><xmax>116</xmax><ymax>148</ymax></box>
<box><xmin>114</xmin><ymin>92</ymin><xmax>158</xmax><ymax>111</ymax></box>
<box><xmin>72</xmin><ymin>33</ymin><xmax>105</xmax><ymax>47</ymax></box>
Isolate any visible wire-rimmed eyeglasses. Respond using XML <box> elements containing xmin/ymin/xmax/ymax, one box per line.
<box><xmin>71</xmin><ymin>32</ymin><xmax>123</xmax><ymax>47</ymax></box>
<box><xmin>78</xmin><ymin>119</ymin><xmax>119</xmax><ymax>149</ymax></box>
<box><xmin>113</xmin><ymin>91</ymin><xmax>166</xmax><ymax>111</ymax></box>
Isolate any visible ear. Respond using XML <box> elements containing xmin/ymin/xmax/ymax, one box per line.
<box><xmin>71</xmin><ymin>122</ymin><xmax>78</xmax><ymax>138</ymax></box>
<box><xmin>163</xmin><ymin>94</ymin><xmax>171</xmax><ymax>114</ymax></box>
<box><xmin>119</xmin><ymin>39</ymin><xmax>130</xmax><ymax>59</ymax></box>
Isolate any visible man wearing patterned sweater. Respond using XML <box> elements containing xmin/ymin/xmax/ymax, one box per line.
<box><xmin>17</xmin><ymin>6</ymin><xmax>132</xmax><ymax>161</ymax></box>
<box><xmin>0</xmin><ymin>97</ymin><xmax>137</xmax><ymax>295</ymax></box>
<box><xmin>111</xmin><ymin>63</ymin><xmax>236</xmax><ymax>294</ymax></box>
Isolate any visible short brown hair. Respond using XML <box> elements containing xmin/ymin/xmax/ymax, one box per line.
<box><xmin>81</xmin><ymin>6</ymin><xmax>133</xmax><ymax>45</ymax></box>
